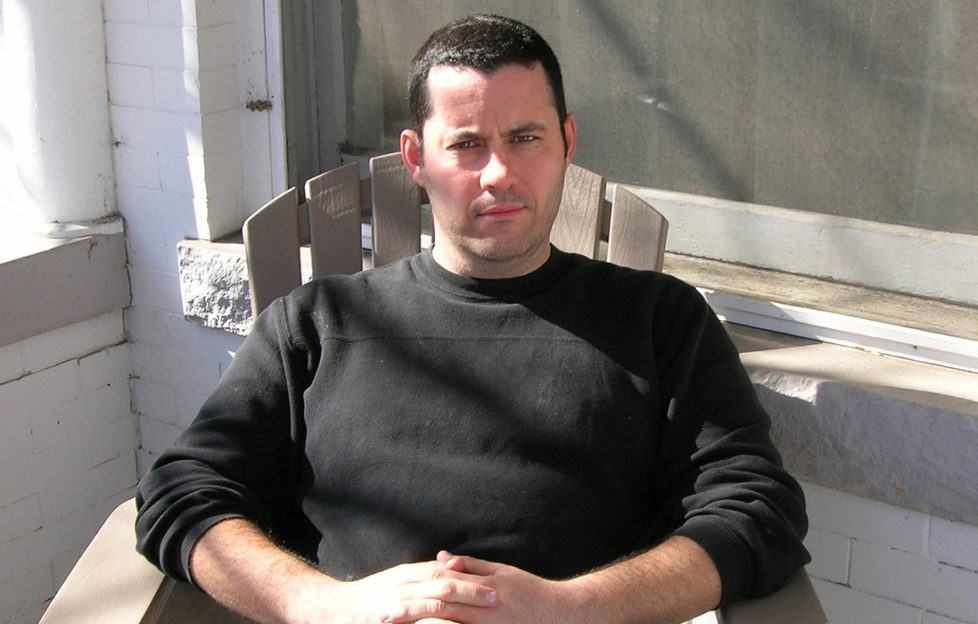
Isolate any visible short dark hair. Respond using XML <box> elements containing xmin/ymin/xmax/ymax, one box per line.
<box><xmin>407</xmin><ymin>15</ymin><xmax>567</xmax><ymax>147</ymax></box>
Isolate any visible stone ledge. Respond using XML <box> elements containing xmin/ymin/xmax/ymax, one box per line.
<box><xmin>177</xmin><ymin>238</ymin><xmax>253</xmax><ymax>336</ymax></box>
<box><xmin>176</xmin><ymin>236</ymin><xmax>316</xmax><ymax>336</ymax></box>
<box><xmin>175</xmin><ymin>237</ymin><xmax>978</xmax><ymax>525</ymax></box>
<box><xmin>730</xmin><ymin>324</ymin><xmax>978</xmax><ymax>526</ymax></box>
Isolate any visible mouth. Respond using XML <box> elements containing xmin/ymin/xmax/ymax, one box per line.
<box><xmin>476</xmin><ymin>204</ymin><xmax>526</xmax><ymax>219</ymax></box>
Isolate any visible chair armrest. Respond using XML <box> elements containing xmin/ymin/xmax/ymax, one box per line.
<box><xmin>717</xmin><ymin>569</ymin><xmax>827</xmax><ymax>624</ymax></box>
<box><xmin>39</xmin><ymin>498</ymin><xmax>174</xmax><ymax>624</ymax></box>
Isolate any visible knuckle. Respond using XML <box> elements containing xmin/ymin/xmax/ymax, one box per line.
<box><xmin>430</xmin><ymin>566</ymin><xmax>451</xmax><ymax>580</ymax></box>
<box><xmin>419</xmin><ymin>598</ymin><xmax>450</xmax><ymax>617</ymax></box>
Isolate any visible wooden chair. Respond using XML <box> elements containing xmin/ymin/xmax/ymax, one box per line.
<box><xmin>40</xmin><ymin>157</ymin><xmax>824</xmax><ymax>622</ymax></box>
<box><xmin>243</xmin><ymin>152</ymin><xmax>669</xmax><ymax>316</ymax></box>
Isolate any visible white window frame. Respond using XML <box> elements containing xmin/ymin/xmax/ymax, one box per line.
<box><xmin>626</xmin><ymin>185</ymin><xmax>978</xmax><ymax>373</ymax></box>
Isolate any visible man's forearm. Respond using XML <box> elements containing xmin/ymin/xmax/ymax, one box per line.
<box><xmin>432</xmin><ymin>535</ymin><xmax>722</xmax><ymax>624</ymax></box>
<box><xmin>570</xmin><ymin>536</ymin><xmax>722</xmax><ymax>624</ymax></box>
<box><xmin>189</xmin><ymin>517</ymin><xmax>331</xmax><ymax>624</ymax></box>
<box><xmin>189</xmin><ymin>518</ymin><xmax>503</xmax><ymax>624</ymax></box>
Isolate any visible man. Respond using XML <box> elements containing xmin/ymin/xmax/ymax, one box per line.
<box><xmin>136</xmin><ymin>14</ymin><xmax>809</xmax><ymax>624</ymax></box>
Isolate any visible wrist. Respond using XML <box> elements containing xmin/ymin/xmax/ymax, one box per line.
<box><xmin>277</xmin><ymin>567</ymin><xmax>342</xmax><ymax>624</ymax></box>
<box><xmin>557</xmin><ymin>575</ymin><xmax>608</xmax><ymax>624</ymax></box>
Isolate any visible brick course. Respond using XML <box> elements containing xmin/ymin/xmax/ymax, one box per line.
<box><xmin>804</xmin><ymin>482</ymin><xmax>978</xmax><ymax>623</ymax></box>
<box><xmin>0</xmin><ymin>316</ymin><xmax>136</xmax><ymax>622</ymax></box>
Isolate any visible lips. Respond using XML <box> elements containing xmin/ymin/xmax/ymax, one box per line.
<box><xmin>477</xmin><ymin>205</ymin><xmax>524</xmax><ymax>218</ymax></box>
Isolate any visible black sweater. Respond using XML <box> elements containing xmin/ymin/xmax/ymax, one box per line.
<box><xmin>136</xmin><ymin>248</ymin><xmax>809</xmax><ymax>603</ymax></box>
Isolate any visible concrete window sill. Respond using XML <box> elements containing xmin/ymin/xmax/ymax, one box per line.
<box><xmin>730</xmin><ymin>323</ymin><xmax>978</xmax><ymax>525</ymax></box>
<box><xmin>0</xmin><ymin>218</ymin><xmax>130</xmax><ymax>348</ymax></box>
<box><xmin>176</xmin><ymin>237</ymin><xmax>978</xmax><ymax>525</ymax></box>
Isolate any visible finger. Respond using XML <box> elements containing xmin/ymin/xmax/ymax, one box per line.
<box><xmin>436</xmin><ymin>550</ymin><xmax>454</xmax><ymax>562</ymax></box>
<box><xmin>437</xmin><ymin>551</ymin><xmax>467</xmax><ymax>572</ymax></box>
<box><xmin>387</xmin><ymin>571</ymin><xmax>500</xmax><ymax>602</ymax></box>
<box><xmin>383</xmin><ymin>592</ymin><xmax>497</xmax><ymax>624</ymax></box>
<box><xmin>439</xmin><ymin>553</ymin><xmax>503</xmax><ymax>576</ymax></box>
<box><xmin>420</xmin><ymin>577</ymin><xmax>499</xmax><ymax>606</ymax></box>
<box><xmin>379</xmin><ymin>560</ymin><xmax>442</xmax><ymax>583</ymax></box>
<box><xmin>382</xmin><ymin>599</ymin><xmax>453</xmax><ymax>624</ymax></box>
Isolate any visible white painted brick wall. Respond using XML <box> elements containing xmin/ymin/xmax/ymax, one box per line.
<box><xmin>812</xmin><ymin>578</ymin><xmax>923</xmax><ymax>623</ymax></box>
<box><xmin>113</xmin><ymin>107</ymin><xmax>203</xmax><ymax>155</ymax></box>
<box><xmin>929</xmin><ymin>516</ymin><xmax>978</xmax><ymax>573</ymax></box>
<box><xmin>198</xmin><ymin>22</ymin><xmax>239</xmax><ymax>70</ymax></box>
<box><xmin>803</xmin><ymin>527</ymin><xmax>850</xmax><ymax>584</ymax></box>
<box><xmin>107</xmin><ymin>0</ymin><xmax>248</xmax><ymax>239</ymax></box>
<box><xmin>127</xmin><ymin>310</ymin><xmax>241</xmax><ymax>472</ymax></box>
<box><xmin>101</xmin><ymin>0</ymin><xmax>150</xmax><ymax>24</ymax></box>
<box><xmin>112</xmin><ymin>145</ymin><xmax>160</xmax><ymax>191</ymax></box>
<box><xmin>803</xmin><ymin>482</ymin><xmax>978</xmax><ymax>624</ymax></box>
<box><xmin>105</xmin><ymin>63</ymin><xmax>155</xmax><ymax>109</ymax></box>
<box><xmin>108</xmin><ymin>0</ymin><xmax>250</xmax><ymax>488</ymax></box>
<box><xmin>129</xmin><ymin>265</ymin><xmax>186</xmax><ymax>312</ymax></box>
<box><xmin>925</xmin><ymin>613</ymin><xmax>974</xmax><ymax>624</ymax></box>
<box><xmin>131</xmin><ymin>341</ymin><xmax>225</xmax><ymax>400</ymax></box>
<box><xmin>106</xmin><ymin>0</ymin><xmax>250</xmax><ymax>482</ymax></box>
<box><xmin>151</xmin><ymin>68</ymin><xmax>203</xmax><ymax>114</ymax></box>
<box><xmin>199</xmin><ymin>65</ymin><xmax>241</xmax><ymax>111</ymax></box>
<box><xmin>0</xmin><ymin>496</ymin><xmax>40</xmax><ymax>546</ymax></box>
<box><xmin>852</xmin><ymin>540</ymin><xmax>977</xmax><ymax>621</ymax></box>
<box><xmin>104</xmin><ymin>22</ymin><xmax>189</xmax><ymax>70</ymax></box>
<box><xmin>0</xmin><ymin>313</ymin><xmax>136</xmax><ymax>623</ymax></box>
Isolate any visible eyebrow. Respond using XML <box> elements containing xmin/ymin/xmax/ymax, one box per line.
<box><xmin>506</xmin><ymin>122</ymin><xmax>547</xmax><ymax>137</ymax></box>
<box><xmin>443</xmin><ymin>129</ymin><xmax>482</xmax><ymax>145</ymax></box>
<box><xmin>443</xmin><ymin>122</ymin><xmax>549</xmax><ymax>145</ymax></box>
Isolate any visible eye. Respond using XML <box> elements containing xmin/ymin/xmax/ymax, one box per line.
<box><xmin>513</xmin><ymin>135</ymin><xmax>538</xmax><ymax>144</ymax></box>
<box><xmin>448</xmin><ymin>139</ymin><xmax>480</xmax><ymax>151</ymax></box>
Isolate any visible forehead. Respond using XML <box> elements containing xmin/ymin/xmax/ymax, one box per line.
<box><xmin>423</xmin><ymin>62</ymin><xmax>557</xmax><ymax>126</ymax></box>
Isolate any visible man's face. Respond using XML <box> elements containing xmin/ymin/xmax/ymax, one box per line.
<box><xmin>401</xmin><ymin>62</ymin><xmax>577</xmax><ymax>278</ymax></box>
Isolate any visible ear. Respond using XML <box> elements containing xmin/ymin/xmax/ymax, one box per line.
<box><xmin>562</xmin><ymin>112</ymin><xmax>578</xmax><ymax>166</ymax></box>
<box><xmin>400</xmin><ymin>129</ymin><xmax>426</xmax><ymax>188</ymax></box>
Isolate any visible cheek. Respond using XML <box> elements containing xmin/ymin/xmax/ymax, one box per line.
<box><xmin>530</xmin><ymin>162</ymin><xmax>566</xmax><ymax>201</ymax></box>
<box><xmin>425</xmin><ymin>166</ymin><xmax>477</xmax><ymax>205</ymax></box>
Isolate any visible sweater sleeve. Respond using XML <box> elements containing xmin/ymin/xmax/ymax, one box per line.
<box><xmin>135</xmin><ymin>297</ymin><xmax>315</xmax><ymax>584</ymax></box>
<box><xmin>649</xmin><ymin>279</ymin><xmax>810</xmax><ymax>604</ymax></box>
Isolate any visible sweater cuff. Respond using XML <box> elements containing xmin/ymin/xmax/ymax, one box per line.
<box><xmin>671</xmin><ymin>516</ymin><xmax>752</xmax><ymax>605</ymax></box>
<box><xmin>180</xmin><ymin>513</ymin><xmax>248</xmax><ymax>587</ymax></box>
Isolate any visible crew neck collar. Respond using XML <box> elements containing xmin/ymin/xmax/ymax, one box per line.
<box><xmin>413</xmin><ymin>246</ymin><xmax>571</xmax><ymax>301</ymax></box>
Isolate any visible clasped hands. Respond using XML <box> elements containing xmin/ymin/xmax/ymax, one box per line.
<box><xmin>304</xmin><ymin>550</ymin><xmax>586</xmax><ymax>624</ymax></box>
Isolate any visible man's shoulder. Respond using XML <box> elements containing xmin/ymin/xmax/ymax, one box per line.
<box><xmin>554</xmin><ymin>252</ymin><xmax>717</xmax><ymax>337</ymax></box>
<box><xmin>560</xmin><ymin>251</ymin><xmax>698</xmax><ymax>297</ymax></box>
<box><xmin>249</xmin><ymin>256</ymin><xmax>414</xmax><ymax>343</ymax></box>
<box><xmin>286</xmin><ymin>255</ymin><xmax>415</xmax><ymax>304</ymax></box>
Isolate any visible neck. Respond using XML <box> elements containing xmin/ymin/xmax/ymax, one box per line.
<box><xmin>431</xmin><ymin>243</ymin><xmax>552</xmax><ymax>279</ymax></box>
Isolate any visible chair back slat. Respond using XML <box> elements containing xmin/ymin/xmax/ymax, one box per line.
<box><xmin>243</xmin><ymin>187</ymin><xmax>302</xmax><ymax>317</ymax></box>
<box><xmin>359</xmin><ymin>177</ymin><xmax>373</xmax><ymax>219</ymax></box>
<box><xmin>370</xmin><ymin>153</ymin><xmax>424</xmax><ymax>268</ymax></box>
<box><xmin>551</xmin><ymin>164</ymin><xmax>604</xmax><ymax>258</ymax></box>
<box><xmin>607</xmin><ymin>185</ymin><xmax>668</xmax><ymax>272</ymax></box>
<box><xmin>305</xmin><ymin>162</ymin><xmax>364</xmax><ymax>277</ymax></box>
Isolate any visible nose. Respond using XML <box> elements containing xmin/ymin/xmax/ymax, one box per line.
<box><xmin>479</xmin><ymin>149</ymin><xmax>514</xmax><ymax>191</ymax></box>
